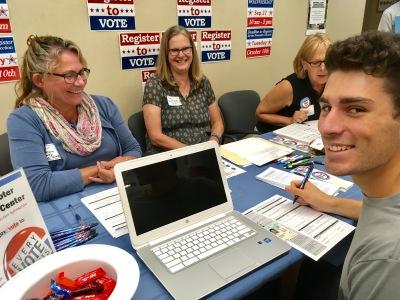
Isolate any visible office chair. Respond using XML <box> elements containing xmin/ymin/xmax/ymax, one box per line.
<box><xmin>128</xmin><ymin>111</ymin><xmax>147</xmax><ymax>154</ymax></box>
<box><xmin>0</xmin><ymin>133</ymin><xmax>13</xmax><ymax>176</ymax></box>
<box><xmin>218</xmin><ymin>90</ymin><xmax>260</xmax><ymax>144</ymax></box>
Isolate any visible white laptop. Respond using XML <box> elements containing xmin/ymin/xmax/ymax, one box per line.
<box><xmin>114</xmin><ymin>141</ymin><xmax>290</xmax><ymax>299</ymax></box>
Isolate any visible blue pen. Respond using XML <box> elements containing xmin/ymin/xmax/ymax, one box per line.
<box><xmin>68</xmin><ymin>204</ymin><xmax>84</xmax><ymax>225</ymax></box>
<box><xmin>51</xmin><ymin>228</ymin><xmax>95</xmax><ymax>243</ymax></box>
<box><xmin>50</xmin><ymin>223</ymin><xmax>98</xmax><ymax>238</ymax></box>
<box><xmin>54</xmin><ymin>230</ymin><xmax>95</xmax><ymax>248</ymax></box>
<box><xmin>293</xmin><ymin>162</ymin><xmax>314</xmax><ymax>204</ymax></box>
<box><xmin>55</xmin><ymin>232</ymin><xmax>98</xmax><ymax>251</ymax></box>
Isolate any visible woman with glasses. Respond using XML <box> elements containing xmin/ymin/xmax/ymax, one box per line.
<box><xmin>256</xmin><ymin>34</ymin><xmax>331</xmax><ymax>133</ymax></box>
<box><xmin>7</xmin><ymin>35</ymin><xmax>142</xmax><ymax>202</ymax></box>
<box><xmin>142</xmin><ymin>25</ymin><xmax>224</xmax><ymax>154</ymax></box>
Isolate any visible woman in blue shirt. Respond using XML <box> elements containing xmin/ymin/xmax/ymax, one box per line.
<box><xmin>7</xmin><ymin>35</ymin><xmax>141</xmax><ymax>202</ymax></box>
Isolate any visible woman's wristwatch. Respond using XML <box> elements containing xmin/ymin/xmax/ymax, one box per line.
<box><xmin>210</xmin><ymin>132</ymin><xmax>222</xmax><ymax>144</ymax></box>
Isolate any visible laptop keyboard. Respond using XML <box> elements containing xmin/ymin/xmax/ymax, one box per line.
<box><xmin>151</xmin><ymin>216</ymin><xmax>256</xmax><ymax>273</ymax></box>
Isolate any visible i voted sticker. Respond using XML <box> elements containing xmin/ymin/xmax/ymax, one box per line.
<box><xmin>45</xmin><ymin>144</ymin><xmax>61</xmax><ymax>161</ymax></box>
<box><xmin>300</xmin><ymin>97</ymin><xmax>315</xmax><ymax>116</ymax></box>
<box><xmin>167</xmin><ymin>96</ymin><xmax>182</xmax><ymax>106</ymax></box>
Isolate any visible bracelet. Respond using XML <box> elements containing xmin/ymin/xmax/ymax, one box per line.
<box><xmin>210</xmin><ymin>132</ymin><xmax>222</xmax><ymax>143</ymax></box>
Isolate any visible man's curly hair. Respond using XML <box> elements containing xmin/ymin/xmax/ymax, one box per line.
<box><xmin>325</xmin><ymin>31</ymin><xmax>400</xmax><ymax>114</ymax></box>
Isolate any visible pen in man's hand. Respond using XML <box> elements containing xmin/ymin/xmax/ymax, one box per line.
<box><xmin>293</xmin><ymin>162</ymin><xmax>314</xmax><ymax>204</ymax></box>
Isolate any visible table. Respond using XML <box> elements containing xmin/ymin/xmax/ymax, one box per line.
<box><xmin>38</xmin><ymin>140</ymin><xmax>363</xmax><ymax>299</ymax></box>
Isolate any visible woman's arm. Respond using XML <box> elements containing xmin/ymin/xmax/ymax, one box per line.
<box><xmin>143</xmin><ymin>103</ymin><xmax>187</xmax><ymax>150</ymax></box>
<box><xmin>208</xmin><ymin>102</ymin><xmax>224</xmax><ymax>143</ymax></box>
<box><xmin>256</xmin><ymin>79</ymin><xmax>308</xmax><ymax>126</ymax></box>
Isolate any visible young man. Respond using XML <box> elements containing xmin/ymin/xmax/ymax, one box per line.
<box><xmin>317</xmin><ymin>31</ymin><xmax>400</xmax><ymax>299</ymax></box>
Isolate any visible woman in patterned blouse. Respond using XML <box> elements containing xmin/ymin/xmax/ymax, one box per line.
<box><xmin>142</xmin><ymin>25</ymin><xmax>224</xmax><ymax>154</ymax></box>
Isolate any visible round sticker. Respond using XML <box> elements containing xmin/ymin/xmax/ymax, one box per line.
<box><xmin>312</xmin><ymin>171</ymin><xmax>330</xmax><ymax>181</ymax></box>
<box><xmin>300</xmin><ymin>97</ymin><xmax>311</xmax><ymax>108</ymax></box>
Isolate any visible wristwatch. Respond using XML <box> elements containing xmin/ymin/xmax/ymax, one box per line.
<box><xmin>210</xmin><ymin>132</ymin><xmax>222</xmax><ymax>143</ymax></box>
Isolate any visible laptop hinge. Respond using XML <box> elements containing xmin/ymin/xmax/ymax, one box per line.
<box><xmin>149</xmin><ymin>212</ymin><xmax>227</xmax><ymax>246</ymax></box>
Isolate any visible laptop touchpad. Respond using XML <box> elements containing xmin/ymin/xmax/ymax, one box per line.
<box><xmin>208</xmin><ymin>248</ymin><xmax>255</xmax><ymax>280</ymax></box>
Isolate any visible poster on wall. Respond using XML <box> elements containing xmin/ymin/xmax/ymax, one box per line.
<box><xmin>141</xmin><ymin>69</ymin><xmax>156</xmax><ymax>89</ymax></box>
<box><xmin>0</xmin><ymin>36</ymin><xmax>20</xmax><ymax>83</ymax></box>
<box><xmin>200</xmin><ymin>30</ymin><xmax>231</xmax><ymax>63</ymax></box>
<box><xmin>306</xmin><ymin>0</ymin><xmax>328</xmax><ymax>35</ymax></box>
<box><xmin>87</xmin><ymin>0</ymin><xmax>135</xmax><ymax>31</ymax></box>
<box><xmin>247</xmin><ymin>0</ymin><xmax>274</xmax><ymax>28</ymax></box>
<box><xmin>0</xmin><ymin>0</ymin><xmax>11</xmax><ymax>34</ymax></box>
<box><xmin>119</xmin><ymin>32</ymin><xmax>161</xmax><ymax>70</ymax></box>
<box><xmin>177</xmin><ymin>0</ymin><xmax>212</xmax><ymax>29</ymax></box>
<box><xmin>246</xmin><ymin>28</ymin><xmax>273</xmax><ymax>59</ymax></box>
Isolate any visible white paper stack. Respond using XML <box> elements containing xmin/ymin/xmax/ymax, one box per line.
<box><xmin>273</xmin><ymin>123</ymin><xmax>321</xmax><ymax>145</ymax></box>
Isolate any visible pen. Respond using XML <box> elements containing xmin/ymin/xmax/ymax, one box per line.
<box><xmin>285</xmin><ymin>158</ymin><xmax>311</xmax><ymax>169</ymax></box>
<box><xmin>50</xmin><ymin>223</ymin><xmax>98</xmax><ymax>238</ymax></box>
<box><xmin>68</xmin><ymin>204</ymin><xmax>84</xmax><ymax>225</ymax></box>
<box><xmin>293</xmin><ymin>162</ymin><xmax>314</xmax><ymax>204</ymax></box>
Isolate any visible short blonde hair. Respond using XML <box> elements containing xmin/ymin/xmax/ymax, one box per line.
<box><xmin>293</xmin><ymin>34</ymin><xmax>331</xmax><ymax>79</ymax></box>
<box><xmin>156</xmin><ymin>25</ymin><xmax>202</xmax><ymax>87</ymax></box>
<box><xmin>15</xmin><ymin>35</ymin><xmax>87</xmax><ymax>108</ymax></box>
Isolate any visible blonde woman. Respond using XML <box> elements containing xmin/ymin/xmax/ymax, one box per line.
<box><xmin>256</xmin><ymin>34</ymin><xmax>331</xmax><ymax>133</ymax></box>
<box><xmin>7</xmin><ymin>35</ymin><xmax>141</xmax><ymax>201</ymax></box>
<box><xmin>143</xmin><ymin>25</ymin><xmax>224</xmax><ymax>154</ymax></box>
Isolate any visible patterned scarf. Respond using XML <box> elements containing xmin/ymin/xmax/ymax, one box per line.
<box><xmin>29</xmin><ymin>92</ymin><xmax>102</xmax><ymax>156</ymax></box>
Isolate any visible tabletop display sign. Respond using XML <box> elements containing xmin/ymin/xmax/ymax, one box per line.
<box><xmin>247</xmin><ymin>0</ymin><xmax>274</xmax><ymax>28</ymax></box>
<box><xmin>0</xmin><ymin>36</ymin><xmax>20</xmax><ymax>83</ymax></box>
<box><xmin>87</xmin><ymin>0</ymin><xmax>135</xmax><ymax>31</ymax></box>
<box><xmin>177</xmin><ymin>0</ymin><xmax>212</xmax><ymax>29</ymax></box>
<box><xmin>246</xmin><ymin>28</ymin><xmax>273</xmax><ymax>59</ymax></box>
<box><xmin>119</xmin><ymin>32</ymin><xmax>161</xmax><ymax>70</ymax></box>
<box><xmin>0</xmin><ymin>0</ymin><xmax>11</xmax><ymax>34</ymax></box>
<box><xmin>0</xmin><ymin>169</ymin><xmax>55</xmax><ymax>287</ymax></box>
<box><xmin>200</xmin><ymin>30</ymin><xmax>231</xmax><ymax>63</ymax></box>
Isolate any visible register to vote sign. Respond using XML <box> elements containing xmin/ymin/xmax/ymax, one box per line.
<box><xmin>119</xmin><ymin>32</ymin><xmax>161</xmax><ymax>70</ymax></box>
<box><xmin>200</xmin><ymin>30</ymin><xmax>231</xmax><ymax>63</ymax></box>
<box><xmin>177</xmin><ymin>0</ymin><xmax>212</xmax><ymax>29</ymax></box>
<box><xmin>87</xmin><ymin>0</ymin><xmax>135</xmax><ymax>31</ymax></box>
<box><xmin>0</xmin><ymin>170</ymin><xmax>55</xmax><ymax>287</ymax></box>
<box><xmin>0</xmin><ymin>36</ymin><xmax>20</xmax><ymax>83</ymax></box>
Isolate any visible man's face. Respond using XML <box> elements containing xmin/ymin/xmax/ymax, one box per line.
<box><xmin>318</xmin><ymin>70</ymin><xmax>400</xmax><ymax>178</ymax></box>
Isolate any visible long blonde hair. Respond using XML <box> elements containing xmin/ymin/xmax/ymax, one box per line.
<box><xmin>156</xmin><ymin>25</ymin><xmax>203</xmax><ymax>87</ymax></box>
<box><xmin>293</xmin><ymin>34</ymin><xmax>331</xmax><ymax>79</ymax></box>
<box><xmin>15</xmin><ymin>35</ymin><xmax>87</xmax><ymax>108</ymax></box>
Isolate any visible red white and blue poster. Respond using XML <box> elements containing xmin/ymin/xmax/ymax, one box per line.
<box><xmin>247</xmin><ymin>0</ymin><xmax>274</xmax><ymax>28</ymax></box>
<box><xmin>119</xmin><ymin>32</ymin><xmax>161</xmax><ymax>70</ymax></box>
<box><xmin>177</xmin><ymin>0</ymin><xmax>212</xmax><ymax>29</ymax></box>
<box><xmin>141</xmin><ymin>69</ymin><xmax>156</xmax><ymax>89</ymax></box>
<box><xmin>200</xmin><ymin>30</ymin><xmax>231</xmax><ymax>63</ymax></box>
<box><xmin>0</xmin><ymin>0</ymin><xmax>11</xmax><ymax>34</ymax></box>
<box><xmin>0</xmin><ymin>36</ymin><xmax>20</xmax><ymax>83</ymax></box>
<box><xmin>246</xmin><ymin>28</ymin><xmax>273</xmax><ymax>59</ymax></box>
<box><xmin>87</xmin><ymin>0</ymin><xmax>135</xmax><ymax>31</ymax></box>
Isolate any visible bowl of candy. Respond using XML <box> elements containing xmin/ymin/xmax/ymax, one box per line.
<box><xmin>0</xmin><ymin>244</ymin><xmax>139</xmax><ymax>300</ymax></box>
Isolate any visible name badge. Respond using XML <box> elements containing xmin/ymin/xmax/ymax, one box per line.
<box><xmin>45</xmin><ymin>144</ymin><xmax>61</xmax><ymax>161</ymax></box>
<box><xmin>167</xmin><ymin>96</ymin><xmax>182</xmax><ymax>106</ymax></box>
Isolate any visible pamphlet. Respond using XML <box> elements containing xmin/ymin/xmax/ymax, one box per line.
<box><xmin>0</xmin><ymin>169</ymin><xmax>55</xmax><ymax>287</ymax></box>
<box><xmin>273</xmin><ymin>123</ymin><xmax>321</xmax><ymax>145</ymax></box>
<box><xmin>243</xmin><ymin>195</ymin><xmax>355</xmax><ymax>260</ymax></box>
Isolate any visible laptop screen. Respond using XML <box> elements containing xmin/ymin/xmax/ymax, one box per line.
<box><xmin>121</xmin><ymin>148</ymin><xmax>228</xmax><ymax>235</ymax></box>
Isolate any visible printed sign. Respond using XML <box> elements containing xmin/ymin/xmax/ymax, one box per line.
<box><xmin>0</xmin><ymin>170</ymin><xmax>55</xmax><ymax>287</ymax></box>
<box><xmin>306</xmin><ymin>0</ymin><xmax>328</xmax><ymax>35</ymax></box>
<box><xmin>247</xmin><ymin>0</ymin><xmax>274</xmax><ymax>27</ymax></box>
<box><xmin>0</xmin><ymin>36</ymin><xmax>20</xmax><ymax>83</ymax></box>
<box><xmin>177</xmin><ymin>0</ymin><xmax>212</xmax><ymax>29</ymax></box>
<box><xmin>120</xmin><ymin>32</ymin><xmax>161</xmax><ymax>70</ymax></box>
<box><xmin>246</xmin><ymin>28</ymin><xmax>273</xmax><ymax>59</ymax></box>
<box><xmin>0</xmin><ymin>0</ymin><xmax>11</xmax><ymax>34</ymax></box>
<box><xmin>141</xmin><ymin>69</ymin><xmax>156</xmax><ymax>89</ymax></box>
<box><xmin>200</xmin><ymin>30</ymin><xmax>231</xmax><ymax>63</ymax></box>
<box><xmin>87</xmin><ymin>0</ymin><xmax>135</xmax><ymax>31</ymax></box>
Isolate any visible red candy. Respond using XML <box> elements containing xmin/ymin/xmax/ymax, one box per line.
<box><xmin>75</xmin><ymin>268</ymin><xmax>106</xmax><ymax>287</ymax></box>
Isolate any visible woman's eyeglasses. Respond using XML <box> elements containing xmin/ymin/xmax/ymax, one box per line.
<box><xmin>307</xmin><ymin>60</ymin><xmax>325</xmax><ymax>68</ymax></box>
<box><xmin>48</xmin><ymin>67</ymin><xmax>90</xmax><ymax>83</ymax></box>
<box><xmin>168</xmin><ymin>46</ymin><xmax>193</xmax><ymax>56</ymax></box>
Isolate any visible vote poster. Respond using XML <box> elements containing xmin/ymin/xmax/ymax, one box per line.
<box><xmin>247</xmin><ymin>0</ymin><xmax>274</xmax><ymax>28</ymax></box>
<box><xmin>0</xmin><ymin>170</ymin><xmax>55</xmax><ymax>287</ymax></box>
<box><xmin>87</xmin><ymin>0</ymin><xmax>135</xmax><ymax>31</ymax></box>
<box><xmin>0</xmin><ymin>0</ymin><xmax>11</xmax><ymax>34</ymax></box>
<box><xmin>200</xmin><ymin>30</ymin><xmax>231</xmax><ymax>63</ymax></box>
<box><xmin>0</xmin><ymin>36</ymin><xmax>20</xmax><ymax>83</ymax></box>
<box><xmin>120</xmin><ymin>32</ymin><xmax>161</xmax><ymax>70</ymax></box>
<box><xmin>246</xmin><ymin>28</ymin><xmax>273</xmax><ymax>59</ymax></box>
<box><xmin>177</xmin><ymin>0</ymin><xmax>212</xmax><ymax>29</ymax></box>
<box><xmin>141</xmin><ymin>69</ymin><xmax>156</xmax><ymax>89</ymax></box>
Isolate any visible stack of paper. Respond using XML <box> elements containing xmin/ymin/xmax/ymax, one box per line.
<box><xmin>256</xmin><ymin>167</ymin><xmax>340</xmax><ymax>196</ymax></box>
<box><xmin>273</xmin><ymin>123</ymin><xmax>321</xmax><ymax>145</ymax></box>
<box><xmin>221</xmin><ymin>137</ymin><xmax>294</xmax><ymax>166</ymax></box>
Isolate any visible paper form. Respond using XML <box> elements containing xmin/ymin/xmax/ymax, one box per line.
<box><xmin>81</xmin><ymin>187</ymin><xmax>128</xmax><ymax>238</ymax></box>
<box><xmin>273</xmin><ymin>123</ymin><xmax>321</xmax><ymax>145</ymax></box>
<box><xmin>243</xmin><ymin>195</ymin><xmax>355</xmax><ymax>260</ymax></box>
<box><xmin>221</xmin><ymin>137</ymin><xmax>294</xmax><ymax>166</ymax></box>
<box><xmin>221</xmin><ymin>159</ymin><xmax>246</xmax><ymax>178</ymax></box>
